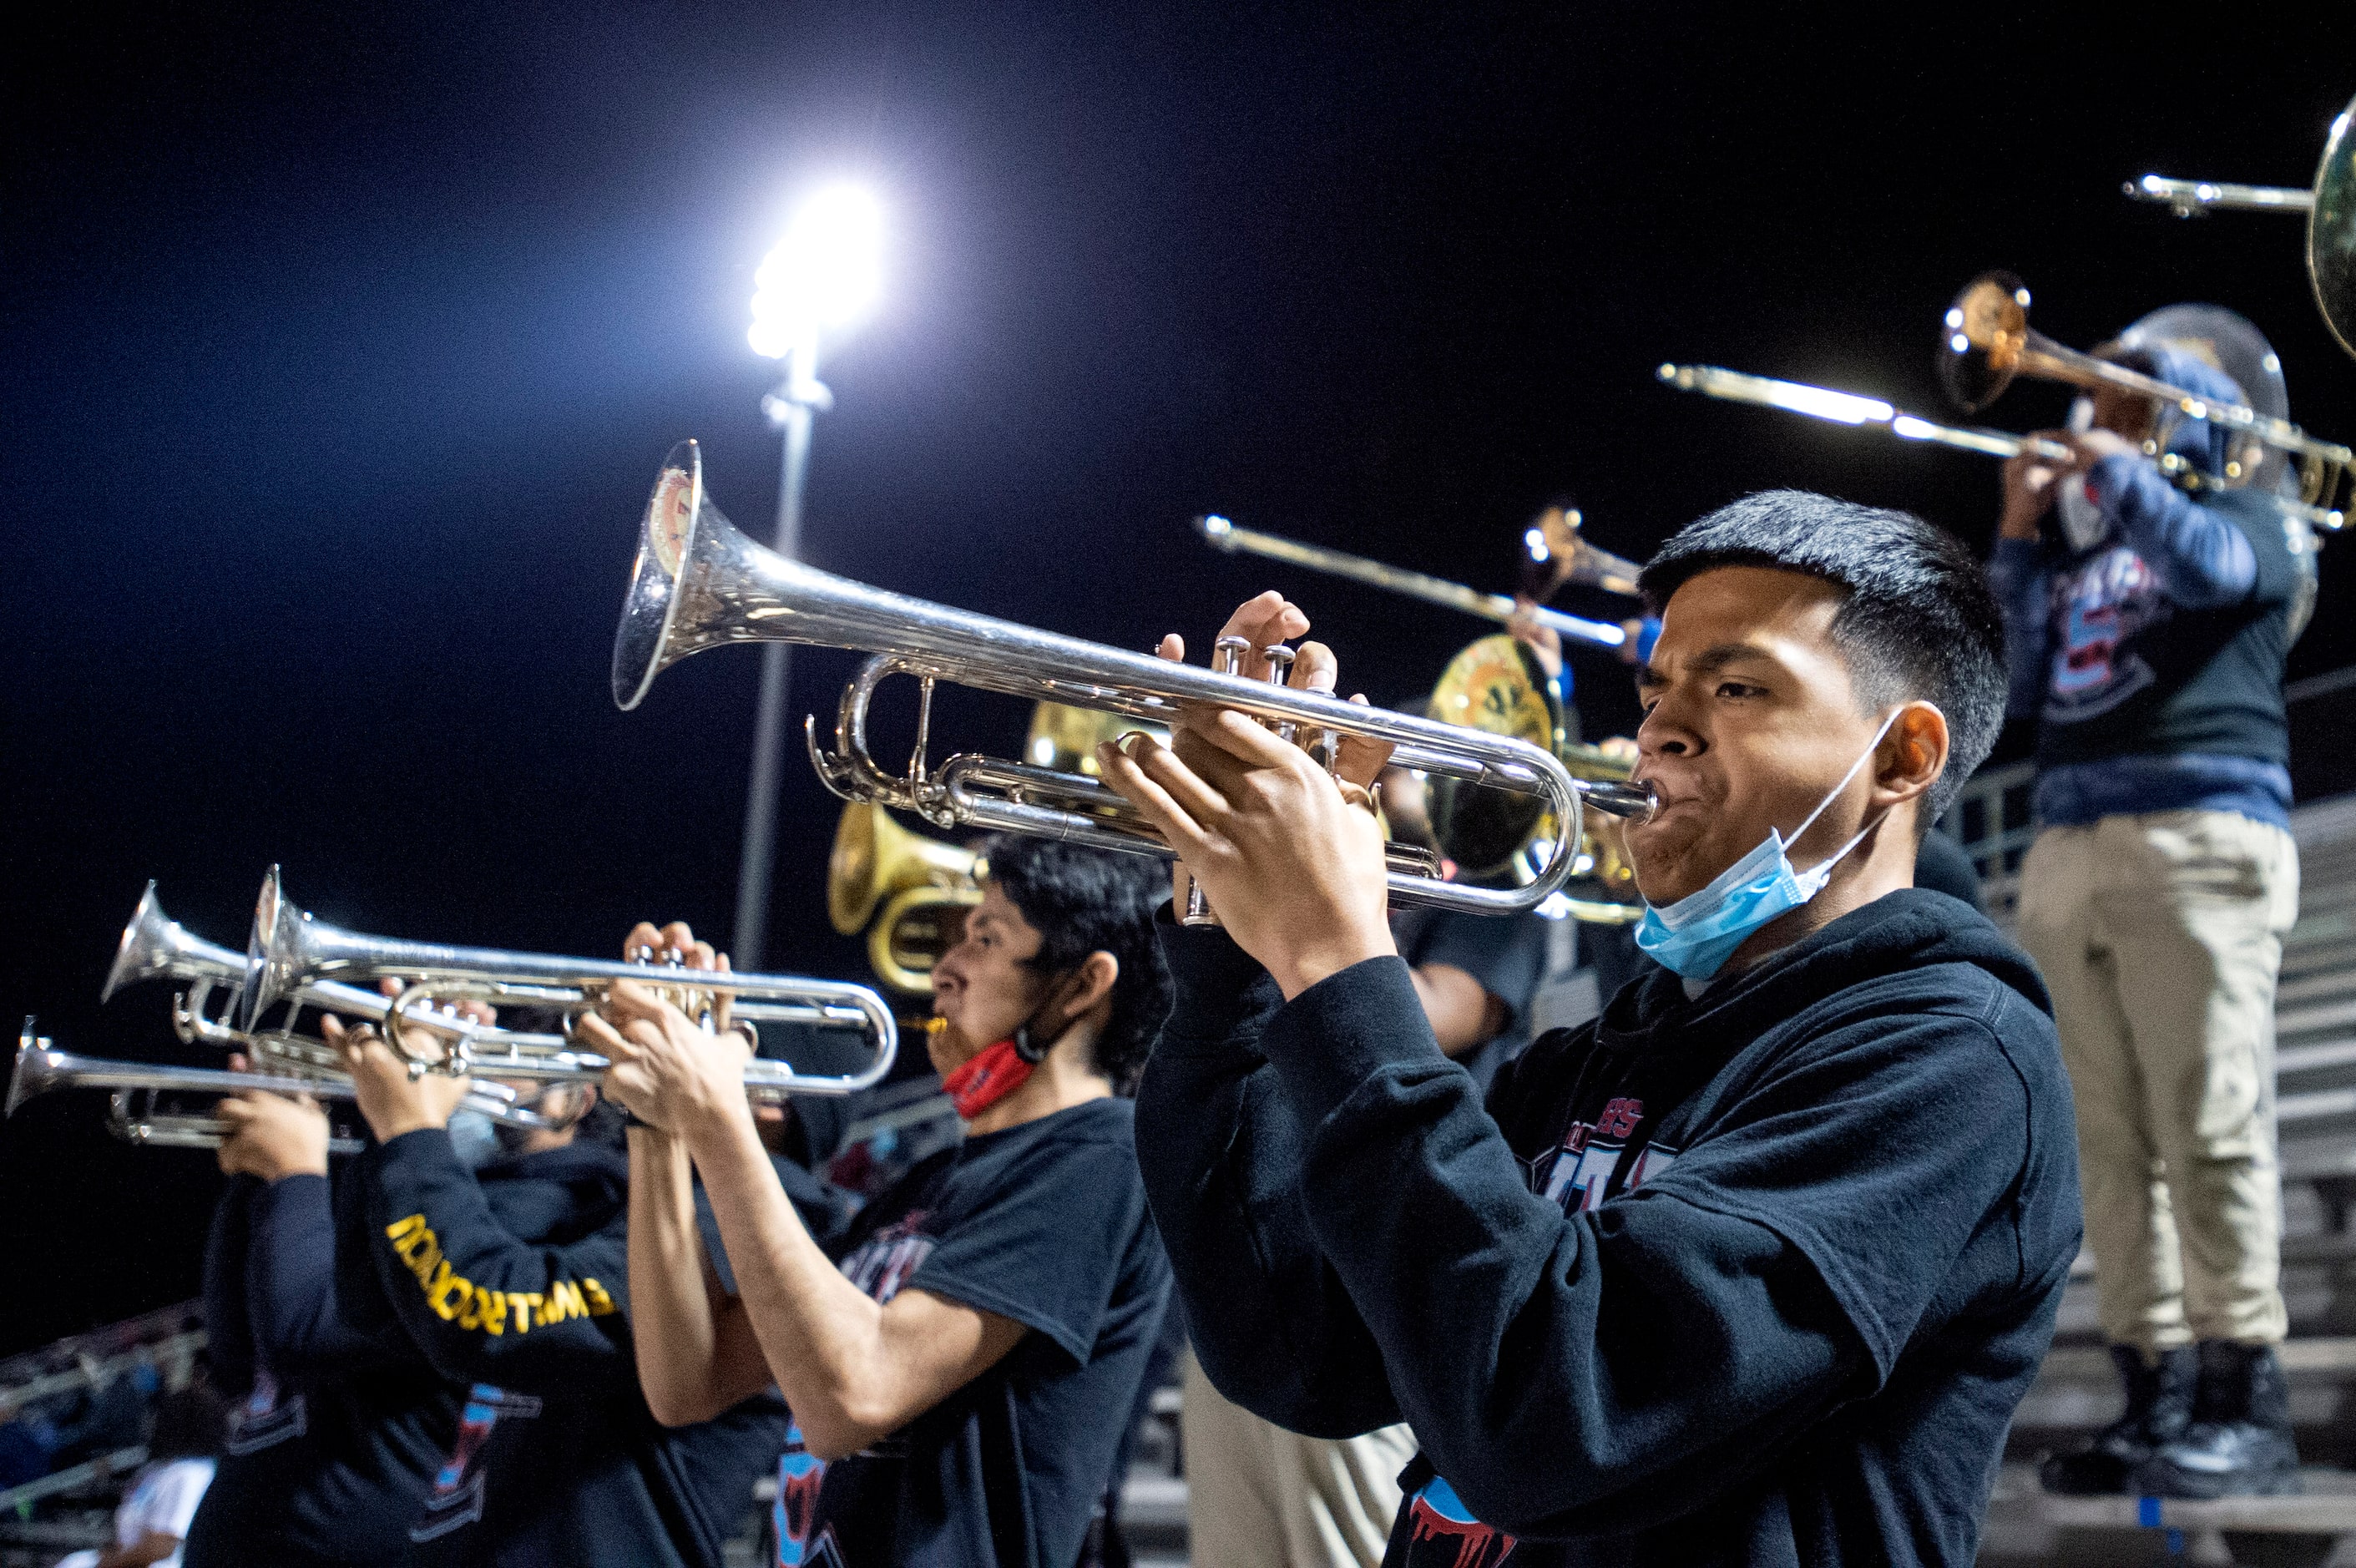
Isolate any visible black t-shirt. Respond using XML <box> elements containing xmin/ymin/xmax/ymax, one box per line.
<box><xmin>776</xmin><ymin>1096</ymin><xmax>1170</xmax><ymax>1568</ymax></box>
<box><xmin>1393</xmin><ymin>906</ymin><xmax>1549</xmax><ymax>1093</ymax></box>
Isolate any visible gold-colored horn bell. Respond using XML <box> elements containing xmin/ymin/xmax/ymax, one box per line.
<box><xmin>827</xmin><ymin>802</ymin><xmax>983</xmax><ymax>995</ymax></box>
<box><xmin>1423</xmin><ymin>634</ymin><xmax>1642</xmax><ymax>923</ymax></box>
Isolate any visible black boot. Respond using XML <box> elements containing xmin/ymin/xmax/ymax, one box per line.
<box><xmin>2129</xmin><ymin>1340</ymin><xmax>2301</xmax><ymax>1498</ymax></box>
<box><xmin>2039</xmin><ymin>1344</ymin><xmax>2197</xmax><ymax>1495</ymax></box>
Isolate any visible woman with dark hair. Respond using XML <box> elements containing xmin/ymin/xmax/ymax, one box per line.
<box><xmin>591</xmin><ymin>836</ymin><xmax>1174</xmax><ymax>1568</ymax></box>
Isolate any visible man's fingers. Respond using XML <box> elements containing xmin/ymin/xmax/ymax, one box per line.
<box><xmin>1124</xmin><ymin>733</ymin><xmax>1235</xmax><ymax>827</ymax></box>
<box><xmin>1335</xmin><ymin>693</ymin><xmax>1394</xmax><ymax>788</ymax></box>
<box><xmin>623</xmin><ymin>921</ymin><xmax>666</xmax><ymax>959</ymax></box>
<box><xmin>602</xmin><ymin>977</ymin><xmax>665</xmax><ymax>1021</ymax></box>
<box><xmin>1096</xmin><ymin>739</ymin><xmax>1220</xmax><ymax>864</ymax></box>
<box><xmin>1214</xmin><ymin>592</ymin><xmax>1312</xmax><ymax>682</ymax></box>
<box><xmin>1180</xmin><ymin>706</ymin><xmax>1305</xmax><ymax>772</ymax></box>
<box><xmin>1157</xmin><ymin>632</ymin><xmax>1186</xmax><ymax>664</ymax></box>
<box><xmin>1292</xmin><ymin>640</ymin><xmax>1338</xmax><ymax>695</ymax></box>
<box><xmin>658</xmin><ymin>921</ymin><xmax>696</xmax><ymax>957</ymax></box>
<box><xmin>574</xmin><ymin>1010</ymin><xmax>630</xmax><ymax>1058</ymax></box>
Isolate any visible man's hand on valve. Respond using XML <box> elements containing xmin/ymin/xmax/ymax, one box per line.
<box><xmin>1096</xmin><ymin>589</ymin><xmax>1398</xmax><ymax>1001</ymax></box>
<box><xmin>215</xmin><ymin>1070</ymin><xmax>331</xmax><ymax>1181</ymax></box>
<box><xmin>579</xmin><ymin>920</ymin><xmax>751</xmax><ymax>1137</ymax></box>
<box><xmin>323</xmin><ymin>997</ymin><xmax>483</xmax><ymax>1144</ymax></box>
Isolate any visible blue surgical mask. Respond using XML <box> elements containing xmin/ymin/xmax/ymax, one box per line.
<box><xmin>1634</xmin><ymin>711</ymin><xmax>1901</xmax><ymax>982</ymax></box>
<box><xmin>445</xmin><ymin>1107</ymin><xmax>503</xmax><ymax>1170</ymax></box>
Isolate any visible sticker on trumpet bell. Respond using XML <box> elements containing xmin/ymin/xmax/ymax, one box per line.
<box><xmin>647</xmin><ymin>463</ymin><xmax>697</xmax><ymax>578</ymax></box>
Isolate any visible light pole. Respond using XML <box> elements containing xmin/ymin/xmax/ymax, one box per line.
<box><xmin>734</xmin><ymin>185</ymin><xmax>882</xmax><ymax>969</ymax></box>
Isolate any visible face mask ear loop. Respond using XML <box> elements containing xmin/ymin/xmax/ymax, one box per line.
<box><xmin>1787</xmin><ymin>707</ymin><xmax>1907</xmax><ymax>873</ymax></box>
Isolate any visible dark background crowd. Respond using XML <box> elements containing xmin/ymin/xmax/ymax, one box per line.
<box><xmin>5</xmin><ymin>0</ymin><xmax>2355</xmax><ymax>1355</ymax></box>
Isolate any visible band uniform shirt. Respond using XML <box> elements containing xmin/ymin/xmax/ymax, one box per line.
<box><xmin>774</xmin><ymin>1095</ymin><xmax>1171</xmax><ymax>1568</ymax></box>
<box><xmin>1989</xmin><ymin>448</ymin><xmax>2304</xmax><ymax>827</ymax></box>
<box><xmin>364</xmin><ymin>1127</ymin><xmax>790</xmax><ymax>1568</ymax></box>
<box><xmin>1392</xmin><ymin>905</ymin><xmax>1547</xmax><ymax>1095</ymax></box>
<box><xmin>1138</xmin><ymin>890</ymin><xmax>2079</xmax><ymax>1567</ymax></box>
<box><xmin>183</xmin><ymin>1171</ymin><xmax>463</xmax><ymax>1568</ymax></box>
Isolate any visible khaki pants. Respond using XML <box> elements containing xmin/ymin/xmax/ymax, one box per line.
<box><xmin>2016</xmin><ymin>810</ymin><xmax>2300</xmax><ymax>1353</ymax></box>
<box><xmin>1180</xmin><ymin>1349</ymin><xmax>1416</xmax><ymax>1568</ymax></box>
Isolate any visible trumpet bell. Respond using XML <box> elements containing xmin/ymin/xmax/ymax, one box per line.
<box><xmin>104</xmin><ymin>883</ymin><xmax>245</xmax><ymax>1004</ymax></box>
<box><xmin>1939</xmin><ymin>272</ymin><xmax>2036</xmax><ymax>413</ymax></box>
<box><xmin>8</xmin><ymin>1020</ymin><xmax>58</xmax><ymax>1121</ymax></box>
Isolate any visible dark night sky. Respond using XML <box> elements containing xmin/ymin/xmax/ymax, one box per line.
<box><xmin>4</xmin><ymin>2</ymin><xmax>2353</xmax><ymax>1353</ymax></box>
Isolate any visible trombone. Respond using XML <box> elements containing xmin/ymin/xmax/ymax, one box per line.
<box><xmin>1937</xmin><ymin>271</ymin><xmax>2351</xmax><ymax>517</ymax></box>
<box><xmin>1658</xmin><ymin>272</ymin><xmax>2353</xmax><ymax>532</ymax></box>
<box><xmin>2123</xmin><ymin>91</ymin><xmax>2356</xmax><ymax>359</ymax></box>
<box><xmin>242</xmin><ymin>868</ymin><xmax>899</xmax><ymax>1096</ymax></box>
<box><xmin>1660</xmin><ymin>362</ymin><xmax>2343</xmax><ymax>533</ymax></box>
<box><xmin>1192</xmin><ymin>515</ymin><xmax>1632</xmax><ymax>649</ymax></box>
<box><xmin>612</xmin><ymin>442</ymin><xmax>1655</xmax><ymax>920</ymax></box>
<box><xmin>9</xmin><ymin>1020</ymin><xmax>369</xmax><ymax>1154</ymax></box>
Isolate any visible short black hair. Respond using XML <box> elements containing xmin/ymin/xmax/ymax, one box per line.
<box><xmin>1636</xmin><ymin>491</ymin><xmax>2006</xmax><ymax>826</ymax></box>
<box><xmin>980</xmin><ymin>837</ymin><xmax>1172</xmax><ymax>1093</ymax></box>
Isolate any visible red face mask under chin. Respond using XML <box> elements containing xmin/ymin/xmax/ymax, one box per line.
<box><xmin>941</xmin><ymin>1021</ymin><xmax>1052</xmax><ymax>1120</ymax></box>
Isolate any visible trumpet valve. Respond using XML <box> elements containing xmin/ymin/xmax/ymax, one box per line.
<box><xmin>1260</xmin><ymin>645</ymin><xmax>1300</xmax><ymax>743</ymax></box>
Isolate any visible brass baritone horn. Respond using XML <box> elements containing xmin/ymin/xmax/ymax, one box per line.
<box><xmin>242</xmin><ymin>868</ymin><xmax>898</xmax><ymax>1097</ymax></box>
<box><xmin>827</xmin><ymin>802</ymin><xmax>982</xmax><ymax>995</ymax></box>
<box><xmin>612</xmin><ymin>442</ymin><xmax>1655</xmax><ymax>919</ymax></box>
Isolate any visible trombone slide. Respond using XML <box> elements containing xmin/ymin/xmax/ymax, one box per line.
<box><xmin>1192</xmin><ymin>515</ymin><xmax>1629</xmax><ymax>648</ymax></box>
<box><xmin>1657</xmin><ymin>363</ymin><xmax>2348</xmax><ymax>533</ymax></box>
<box><xmin>2125</xmin><ymin>175</ymin><xmax>2313</xmax><ymax>216</ymax></box>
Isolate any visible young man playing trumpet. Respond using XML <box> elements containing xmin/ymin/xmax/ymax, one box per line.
<box><xmin>589</xmin><ymin>837</ymin><xmax>1172</xmax><ymax>1568</ymax></box>
<box><xmin>1098</xmin><ymin>494</ymin><xmax>2081</xmax><ymax>1567</ymax></box>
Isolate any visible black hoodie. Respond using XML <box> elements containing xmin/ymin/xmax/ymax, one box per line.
<box><xmin>184</xmin><ymin>1170</ymin><xmax>461</xmax><ymax>1568</ymax></box>
<box><xmin>1138</xmin><ymin>888</ymin><xmax>2080</xmax><ymax>1568</ymax></box>
<box><xmin>364</xmin><ymin>1129</ymin><xmax>789</xmax><ymax>1567</ymax></box>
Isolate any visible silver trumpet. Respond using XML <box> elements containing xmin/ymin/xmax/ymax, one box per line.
<box><xmin>611</xmin><ymin>441</ymin><xmax>1655</xmax><ymax>918</ymax></box>
<box><xmin>9</xmin><ymin>1020</ymin><xmax>367</xmax><ymax>1154</ymax></box>
<box><xmin>108</xmin><ymin>883</ymin><xmax>584</xmax><ymax>1130</ymax></box>
<box><xmin>242</xmin><ymin>868</ymin><xmax>899</xmax><ymax>1096</ymax></box>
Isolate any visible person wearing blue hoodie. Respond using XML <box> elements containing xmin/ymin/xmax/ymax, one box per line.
<box><xmin>1095</xmin><ymin>495</ymin><xmax>2080</xmax><ymax>1567</ymax></box>
<box><xmin>1989</xmin><ymin>340</ymin><xmax>2309</xmax><ymax>1499</ymax></box>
